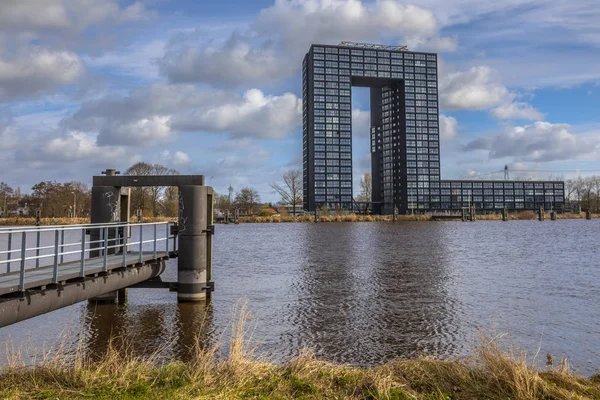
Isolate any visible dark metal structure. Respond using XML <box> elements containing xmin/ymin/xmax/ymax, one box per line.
<box><xmin>302</xmin><ymin>42</ymin><xmax>565</xmax><ymax>214</ymax></box>
<box><xmin>90</xmin><ymin>169</ymin><xmax>214</xmax><ymax>302</ymax></box>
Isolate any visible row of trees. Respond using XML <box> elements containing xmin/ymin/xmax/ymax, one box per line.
<box><xmin>565</xmin><ymin>176</ymin><xmax>600</xmax><ymax>212</ymax></box>
<box><xmin>0</xmin><ymin>180</ymin><xmax>91</xmax><ymax>218</ymax></box>
<box><xmin>0</xmin><ymin>162</ymin><xmax>181</xmax><ymax>219</ymax></box>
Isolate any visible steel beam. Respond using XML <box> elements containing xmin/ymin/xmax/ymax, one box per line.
<box><xmin>92</xmin><ymin>175</ymin><xmax>204</xmax><ymax>187</ymax></box>
<box><xmin>0</xmin><ymin>261</ymin><xmax>165</xmax><ymax>328</ymax></box>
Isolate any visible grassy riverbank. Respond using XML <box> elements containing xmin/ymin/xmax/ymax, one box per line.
<box><xmin>0</xmin><ymin>212</ymin><xmax>597</xmax><ymax>226</ymax></box>
<box><xmin>1</xmin><ymin>307</ymin><xmax>599</xmax><ymax>399</ymax></box>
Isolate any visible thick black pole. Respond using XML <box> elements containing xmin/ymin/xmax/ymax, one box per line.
<box><xmin>177</xmin><ymin>185</ymin><xmax>213</xmax><ymax>302</ymax></box>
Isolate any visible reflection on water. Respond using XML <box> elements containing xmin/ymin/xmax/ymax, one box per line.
<box><xmin>1</xmin><ymin>221</ymin><xmax>600</xmax><ymax>375</ymax></box>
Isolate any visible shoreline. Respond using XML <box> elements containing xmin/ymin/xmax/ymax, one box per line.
<box><xmin>0</xmin><ymin>212</ymin><xmax>596</xmax><ymax>226</ymax></box>
<box><xmin>1</xmin><ymin>314</ymin><xmax>598</xmax><ymax>400</ymax></box>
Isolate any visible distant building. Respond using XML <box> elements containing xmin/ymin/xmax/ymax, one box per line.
<box><xmin>302</xmin><ymin>42</ymin><xmax>565</xmax><ymax>213</ymax></box>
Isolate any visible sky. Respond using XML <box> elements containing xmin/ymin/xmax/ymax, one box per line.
<box><xmin>1</xmin><ymin>0</ymin><xmax>600</xmax><ymax>202</ymax></box>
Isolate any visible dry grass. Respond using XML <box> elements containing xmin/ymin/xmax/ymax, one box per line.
<box><xmin>0</xmin><ymin>212</ymin><xmax>597</xmax><ymax>227</ymax></box>
<box><xmin>0</xmin><ymin>306</ymin><xmax>599</xmax><ymax>399</ymax></box>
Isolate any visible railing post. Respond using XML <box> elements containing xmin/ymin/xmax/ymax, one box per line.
<box><xmin>80</xmin><ymin>228</ymin><xmax>86</xmax><ymax>277</ymax></box>
<box><xmin>153</xmin><ymin>223</ymin><xmax>157</xmax><ymax>259</ymax></box>
<box><xmin>165</xmin><ymin>223</ymin><xmax>169</xmax><ymax>253</ymax></box>
<box><xmin>7</xmin><ymin>232</ymin><xmax>12</xmax><ymax>273</ymax></box>
<box><xmin>103</xmin><ymin>226</ymin><xmax>108</xmax><ymax>272</ymax></box>
<box><xmin>52</xmin><ymin>230</ymin><xmax>59</xmax><ymax>284</ymax></box>
<box><xmin>19</xmin><ymin>231</ymin><xmax>26</xmax><ymax>291</ymax></box>
<box><xmin>138</xmin><ymin>224</ymin><xmax>143</xmax><ymax>264</ymax></box>
<box><xmin>115</xmin><ymin>225</ymin><xmax>120</xmax><ymax>256</ymax></box>
<box><xmin>122</xmin><ymin>228</ymin><xmax>127</xmax><ymax>267</ymax></box>
<box><xmin>35</xmin><ymin>228</ymin><xmax>41</xmax><ymax>268</ymax></box>
<box><xmin>60</xmin><ymin>229</ymin><xmax>65</xmax><ymax>264</ymax></box>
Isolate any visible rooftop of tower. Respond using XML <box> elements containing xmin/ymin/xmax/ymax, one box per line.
<box><xmin>338</xmin><ymin>41</ymin><xmax>409</xmax><ymax>52</ymax></box>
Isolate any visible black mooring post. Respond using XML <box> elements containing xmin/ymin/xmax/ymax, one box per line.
<box><xmin>177</xmin><ymin>185</ymin><xmax>214</xmax><ymax>302</ymax></box>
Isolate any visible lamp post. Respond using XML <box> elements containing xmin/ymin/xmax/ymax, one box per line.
<box><xmin>71</xmin><ymin>192</ymin><xmax>77</xmax><ymax>218</ymax></box>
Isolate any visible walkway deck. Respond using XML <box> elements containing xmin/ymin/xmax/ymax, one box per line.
<box><xmin>0</xmin><ymin>251</ymin><xmax>169</xmax><ymax>296</ymax></box>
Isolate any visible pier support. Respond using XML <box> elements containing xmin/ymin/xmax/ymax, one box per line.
<box><xmin>177</xmin><ymin>185</ymin><xmax>214</xmax><ymax>302</ymax></box>
<box><xmin>89</xmin><ymin>291</ymin><xmax>118</xmax><ymax>304</ymax></box>
<box><xmin>550</xmin><ymin>210</ymin><xmax>557</xmax><ymax>221</ymax></box>
<box><xmin>586</xmin><ymin>210</ymin><xmax>592</xmax><ymax>220</ymax></box>
<box><xmin>538</xmin><ymin>207</ymin><xmax>545</xmax><ymax>221</ymax></box>
<box><xmin>502</xmin><ymin>208</ymin><xmax>508</xmax><ymax>221</ymax></box>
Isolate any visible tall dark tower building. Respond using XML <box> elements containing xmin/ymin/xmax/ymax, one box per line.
<box><xmin>303</xmin><ymin>42</ymin><xmax>565</xmax><ymax>214</ymax></box>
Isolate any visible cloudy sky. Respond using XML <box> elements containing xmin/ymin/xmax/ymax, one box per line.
<box><xmin>1</xmin><ymin>0</ymin><xmax>600</xmax><ymax>201</ymax></box>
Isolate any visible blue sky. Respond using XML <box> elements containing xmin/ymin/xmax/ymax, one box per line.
<box><xmin>1</xmin><ymin>0</ymin><xmax>600</xmax><ymax>202</ymax></box>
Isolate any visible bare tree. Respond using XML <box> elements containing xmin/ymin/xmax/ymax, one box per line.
<box><xmin>270</xmin><ymin>170</ymin><xmax>303</xmax><ymax>216</ymax></box>
<box><xmin>356</xmin><ymin>173</ymin><xmax>372</xmax><ymax>203</ymax></box>
<box><xmin>235</xmin><ymin>187</ymin><xmax>261</xmax><ymax>214</ymax></box>
<box><xmin>125</xmin><ymin>162</ymin><xmax>179</xmax><ymax>217</ymax></box>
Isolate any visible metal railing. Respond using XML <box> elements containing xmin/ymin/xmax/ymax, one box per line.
<box><xmin>0</xmin><ymin>222</ymin><xmax>175</xmax><ymax>292</ymax></box>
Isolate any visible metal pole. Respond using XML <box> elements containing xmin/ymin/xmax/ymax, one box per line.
<box><xmin>153</xmin><ymin>223</ymin><xmax>157</xmax><ymax>259</ymax></box>
<box><xmin>138</xmin><ymin>224</ymin><xmax>143</xmax><ymax>263</ymax></box>
<box><xmin>19</xmin><ymin>232</ymin><xmax>26</xmax><ymax>291</ymax></box>
<box><xmin>52</xmin><ymin>230</ymin><xmax>59</xmax><ymax>284</ymax></box>
<box><xmin>165</xmin><ymin>223</ymin><xmax>169</xmax><ymax>253</ymax></box>
<box><xmin>122</xmin><ymin>229</ymin><xmax>127</xmax><ymax>267</ymax></box>
<box><xmin>60</xmin><ymin>229</ymin><xmax>65</xmax><ymax>264</ymax></box>
<box><xmin>35</xmin><ymin>228</ymin><xmax>40</xmax><ymax>268</ymax></box>
<box><xmin>115</xmin><ymin>225</ymin><xmax>120</xmax><ymax>256</ymax></box>
<box><xmin>80</xmin><ymin>229</ymin><xmax>86</xmax><ymax>277</ymax></box>
<box><xmin>103</xmin><ymin>226</ymin><xmax>108</xmax><ymax>272</ymax></box>
<box><xmin>7</xmin><ymin>232</ymin><xmax>12</xmax><ymax>273</ymax></box>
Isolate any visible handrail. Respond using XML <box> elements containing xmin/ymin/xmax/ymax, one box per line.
<box><xmin>0</xmin><ymin>221</ymin><xmax>171</xmax><ymax>235</ymax></box>
<box><xmin>0</xmin><ymin>222</ymin><xmax>176</xmax><ymax>283</ymax></box>
<box><xmin>0</xmin><ymin>221</ymin><xmax>122</xmax><ymax>233</ymax></box>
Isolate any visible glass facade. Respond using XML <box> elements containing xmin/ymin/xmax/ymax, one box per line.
<box><xmin>302</xmin><ymin>43</ymin><xmax>565</xmax><ymax>213</ymax></box>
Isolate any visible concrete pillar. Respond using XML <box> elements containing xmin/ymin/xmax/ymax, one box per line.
<box><xmin>117</xmin><ymin>288</ymin><xmax>128</xmax><ymax>304</ymax></box>
<box><xmin>177</xmin><ymin>185</ymin><xmax>213</xmax><ymax>302</ymax></box>
<box><xmin>89</xmin><ymin>290</ymin><xmax>118</xmax><ymax>304</ymax></box>
<box><xmin>90</xmin><ymin>186</ymin><xmax>121</xmax><ymax>257</ymax></box>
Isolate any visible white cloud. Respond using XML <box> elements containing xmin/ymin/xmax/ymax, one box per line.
<box><xmin>0</xmin><ymin>112</ymin><xmax>18</xmax><ymax>150</ymax></box>
<box><xmin>352</xmin><ymin>108</ymin><xmax>371</xmax><ymax>138</ymax></box>
<box><xmin>439</xmin><ymin>64</ymin><xmax>543</xmax><ymax>121</ymax></box>
<box><xmin>161</xmin><ymin>0</ymin><xmax>454</xmax><ymax>87</ymax></box>
<box><xmin>440</xmin><ymin>66</ymin><xmax>510</xmax><ymax>111</ymax></box>
<box><xmin>405</xmin><ymin>35</ymin><xmax>458</xmax><ymax>52</ymax></box>
<box><xmin>173</xmin><ymin>89</ymin><xmax>302</xmax><ymax>139</ymax></box>
<box><xmin>439</xmin><ymin>114</ymin><xmax>458</xmax><ymax>140</ymax></box>
<box><xmin>256</xmin><ymin>0</ymin><xmax>440</xmax><ymax>48</ymax></box>
<box><xmin>463</xmin><ymin>121</ymin><xmax>600</xmax><ymax>162</ymax></box>
<box><xmin>160</xmin><ymin>33</ymin><xmax>295</xmax><ymax>87</ymax></box>
<box><xmin>173</xmin><ymin>151</ymin><xmax>191</xmax><ymax>166</ymax></box>
<box><xmin>0</xmin><ymin>0</ymin><xmax>152</xmax><ymax>35</ymax></box>
<box><xmin>15</xmin><ymin>130</ymin><xmax>131</xmax><ymax>166</ymax></box>
<box><xmin>161</xmin><ymin>150</ymin><xmax>192</xmax><ymax>167</ymax></box>
<box><xmin>97</xmin><ymin>116</ymin><xmax>172</xmax><ymax>146</ymax></box>
<box><xmin>63</xmin><ymin>84</ymin><xmax>302</xmax><ymax>144</ymax></box>
<box><xmin>0</xmin><ymin>46</ymin><xmax>84</xmax><ymax>102</ymax></box>
<box><xmin>489</xmin><ymin>102</ymin><xmax>544</xmax><ymax>121</ymax></box>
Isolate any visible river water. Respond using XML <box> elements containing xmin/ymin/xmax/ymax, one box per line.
<box><xmin>1</xmin><ymin>221</ymin><xmax>599</xmax><ymax>375</ymax></box>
